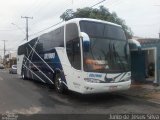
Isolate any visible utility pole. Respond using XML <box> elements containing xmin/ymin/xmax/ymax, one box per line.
<box><xmin>1</xmin><ymin>40</ymin><xmax>7</xmax><ymax>64</ymax></box>
<box><xmin>21</xmin><ymin>16</ymin><xmax>33</xmax><ymax>41</ymax></box>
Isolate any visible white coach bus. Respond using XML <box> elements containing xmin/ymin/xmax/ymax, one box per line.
<box><xmin>17</xmin><ymin>18</ymin><xmax>131</xmax><ymax>94</ymax></box>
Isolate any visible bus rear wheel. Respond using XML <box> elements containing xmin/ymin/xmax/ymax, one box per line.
<box><xmin>55</xmin><ymin>74</ymin><xmax>65</xmax><ymax>93</ymax></box>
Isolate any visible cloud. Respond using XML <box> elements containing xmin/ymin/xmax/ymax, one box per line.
<box><xmin>106</xmin><ymin>0</ymin><xmax>160</xmax><ymax>38</ymax></box>
<box><xmin>0</xmin><ymin>0</ymin><xmax>160</xmax><ymax>56</ymax></box>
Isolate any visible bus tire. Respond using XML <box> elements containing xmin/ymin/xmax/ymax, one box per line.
<box><xmin>55</xmin><ymin>73</ymin><xmax>65</xmax><ymax>93</ymax></box>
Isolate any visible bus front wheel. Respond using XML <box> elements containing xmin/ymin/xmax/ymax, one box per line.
<box><xmin>55</xmin><ymin>74</ymin><xmax>65</xmax><ymax>93</ymax></box>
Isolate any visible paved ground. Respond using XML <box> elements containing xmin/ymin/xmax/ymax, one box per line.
<box><xmin>0</xmin><ymin>69</ymin><xmax>160</xmax><ymax>115</ymax></box>
<box><xmin>120</xmin><ymin>82</ymin><xmax>160</xmax><ymax>105</ymax></box>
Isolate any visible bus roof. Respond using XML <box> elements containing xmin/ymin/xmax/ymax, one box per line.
<box><xmin>65</xmin><ymin>18</ymin><xmax>121</xmax><ymax>28</ymax></box>
<box><xmin>18</xmin><ymin>18</ymin><xmax>122</xmax><ymax>47</ymax></box>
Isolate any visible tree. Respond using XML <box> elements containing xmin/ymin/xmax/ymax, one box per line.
<box><xmin>60</xmin><ymin>6</ymin><xmax>133</xmax><ymax>38</ymax></box>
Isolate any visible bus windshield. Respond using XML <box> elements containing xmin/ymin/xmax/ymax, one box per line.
<box><xmin>80</xmin><ymin>21</ymin><xmax>130</xmax><ymax>73</ymax></box>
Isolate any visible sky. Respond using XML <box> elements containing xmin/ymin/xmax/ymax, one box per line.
<box><xmin>0</xmin><ymin>0</ymin><xmax>160</xmax><ymax>56</ymax></box>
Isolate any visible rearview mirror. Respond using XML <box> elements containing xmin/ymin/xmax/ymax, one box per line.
<box><xmin>128</xmin><ymin>39</ymin><xmax>141</xmax><ymax>51</ymax></box>
<box><xmin>80</xmin><ymin>32</ymin><xmax>90</xmax><ymax>52</ymax></box>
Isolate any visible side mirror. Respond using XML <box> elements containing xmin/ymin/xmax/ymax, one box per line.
<box><xmin>80</xmin><ymin>32</ymin><xmax>90</xmax><ymax>52</ymax></box>
<box><xmin>128</xmin><ymin>39</ymin><xmax>141</xmax><ymax>51</ymax></box>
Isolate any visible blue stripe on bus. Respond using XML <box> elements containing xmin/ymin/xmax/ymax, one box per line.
<box><xmin>44</xmin><ymin>49</ymin><xmax>67</xmax><ymax>85</ymax></box>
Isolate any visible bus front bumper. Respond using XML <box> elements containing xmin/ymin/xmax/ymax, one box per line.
<box><xmin>81</xmin><ymin>80</ymin><xmax>131</xmax><ymax>94</ymax></box>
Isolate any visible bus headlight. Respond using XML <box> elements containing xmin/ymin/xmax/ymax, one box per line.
<box><xmin>84</xmin><ymin>78</ymin><xmax>101</xmax><ymax>83</ymax></box>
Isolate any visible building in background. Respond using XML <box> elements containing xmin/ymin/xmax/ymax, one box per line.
<box><xmin>131</xmin><ymin>37</ymin><xmax>160</xmax><ymax>85</ymax></box>
<box><xmin>4</xmin><ymin>52</ymin><xmax>17</xmax><ymax>68</ymax></box>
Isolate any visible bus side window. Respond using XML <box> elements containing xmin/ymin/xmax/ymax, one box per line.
<box><xmin>66</xmin><ymin>23</ymin><xmax>81</xmax><ymax>70</ymax></box>
<box><xmin>66</xmin><ymin>41</ymin><xmax>73</xmax><ymax>65</ymax></box>
<box><xmin>66</xmin><ymin>39</ymin><xmax>81</xmax><ymax>70</ymax></box>
<box><xmin>72</xmin><ymin>39</ymin><xmax>81</xmax><ymax>70</ymax></box>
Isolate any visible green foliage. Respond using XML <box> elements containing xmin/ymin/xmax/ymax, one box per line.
<box><xmin>60</xmin><ymin>9</ymin><xmax>74</xmax><ymax>21</ymax></box>
<box><xmin>60</xmin><ymin>6</ymin><xmax>133</xmax><ymax>38</ymax></box>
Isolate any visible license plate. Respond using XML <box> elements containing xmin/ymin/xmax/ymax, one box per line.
<box><xmin>109</xmin><ymin>86</ymin><xmax>117</xmax><ymax>91</ymax></box>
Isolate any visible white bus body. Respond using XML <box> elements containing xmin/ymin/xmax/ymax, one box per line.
<box><xmin>17</xmin><ymin>18</ymin><xmax>131</xmax><ymax>94</ymax></box>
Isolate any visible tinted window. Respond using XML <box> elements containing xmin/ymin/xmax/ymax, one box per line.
<box><xmin>39</xmin><ymin>26</ymin><xmax>64</xmax><ymax>51</ymax></box>
<box><xmin>66</xmin><ymin>23</ymin><xmax>81</xmax><ymax>70</ymax></box>
<box><xmin>18</xmin><ymin>45</ymin><xmax>25</xmax><ymax>55</ymax></box>
<box><xmin>80</xmin><ymin>21</ymin><xmax>126</xmax><ymax>40</ymax></box>
<box><xmin>18</xmin><ymin>37</ymin><xmax>38</xmax><ymax>55</ymax></box>
<box><xmin>66</xmin><ymin>39</ymin><xmax>81</xmax><ymax>70</ymax></box>
<box><xmin>83</xmin><ymin>38</ymin><xmax>130</xmax><ymax>73</ymax></box>
<box><xmin>66</xmin><ymin>23</ymin><xmax>79</xmax><ymax>42</ymax></box>
<box><xmin>28</xmin><ymin>40</ymin><xmax>43</xmax><ymax>61</ymax></box>
<box><xmin>18</xmin><ymin>43</ymin><xmax>28</xmax><ymax>55</ymax></box>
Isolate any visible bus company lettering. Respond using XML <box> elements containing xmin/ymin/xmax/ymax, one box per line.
<box><xmin>44</xmin><ymin>53</ymin><xmax>55</xmax><ymax>59</ymax></box>
<box><xmin>89</xmin><ymin>73</ymin><xmax>102</xmax><ymax>78</ymax></box>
